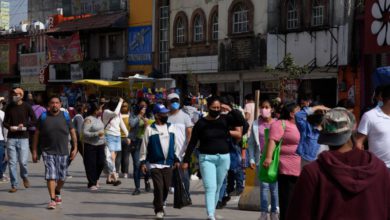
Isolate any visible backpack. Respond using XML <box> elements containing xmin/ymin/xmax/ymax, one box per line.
<box><xmin>40</xmin><ymin>111</ymin><xmax>71</xmax><ymax>128</ymax></box>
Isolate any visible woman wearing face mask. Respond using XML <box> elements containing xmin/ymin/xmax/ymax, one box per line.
<box><xmin>82</xmin><ymin>103</ymin><xmax>105</xmax><ymax>190</ymax></box>
<box><xmin>262</xmin><ymin>102</ymin><xmax>301</xmax><ymax>220</ymax></box>
<box><xmin>129</xmin><ymin>98</ymin><xmax>152</xmax><ymax>195</ymax></box>
<box><xmin>182</xmin><ymin>96</ymin><xmax>242</xmax><ymax>220</ymax></box>
<box><xmin>248</xmin><ymin>100</ymin><xmax>279</xmax><ymax>220</ymax></box>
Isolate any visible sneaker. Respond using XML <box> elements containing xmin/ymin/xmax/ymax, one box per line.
<box><xmin>113</xmin><ymin>180</ymin><xmax>121</xmax><ymax>186</ymax></box>
<box><xmin>89</xmin><ymin>186</ymin><xmax>98</xmax><ymax>191</ymax></box>
<box><xmin>8</xmin><ymin>187</ymin><xmax>17</xmax><ymax>193</ymax></box>
<box><xmin>66</xmin><ymin>175</ymin><xmax>73</xmax><ymax>179</ymax></box>
<box><xmin>169</xmin><ymin>187</ymin><xmax>174</xmax><ymax>194</ymax></box>
<box><xmin>221</xmin><ymin>196</ymin><xmax>231</xmax><ymax>206</ymax></box>
<box><xmin>216</xmin><ymin>201</ymin><xmax>224</xmax><ymax>209</ymax></box>
<box><xmin>207</xmin><ymin>215</ymin><xmax>216</xmax><ymax>220</ymax></box>
<box><xmin>156</xmin><ymin>212</ymin><xmax>164</xmax><ymax>219</ymax></box>
<box><xmin>145</xmin><ymin>181</ymin><xmax>151</xmax><ymax>192</ymax></box>
<box><xmin>163</xmin><ymin>201</ymin><xmax>167</xmax><ymax>209</ymax></box>
<box><xmin>270</xmin><ymin>213</ymin><xmax>279</xmax><ymax>220</ymax></box>
<box><xmin>23</xmin><ymin>178</ymin><xmax>30</xmax><ymax>188</ymax></box>
<box><xmin>259</xmin><ymin>212</ymin><xmax>269</xmax><ymax>220</ymax></box>
<box><xmin>132</xmin><ymin>189</ymin><xmax>141</xmax><ymax>195</ymax></box>
<box><xmin>0</xmin><ymin>177</ymin><xmax>9</xmax><ymax>183</ymax></box>
<box><xmin>47</xmin><ymin>200</ymin><xmax>56</xmax><ymax>209</ymax></box>
<box><xmin>55</xmin><ymin>195</ymin><xmax>62</xmax><ymax>204</ymax></box>
<box><xmin>123</xmin><ymin>173</ymin><xmax>128</xmax><ymax>179</ymax></box>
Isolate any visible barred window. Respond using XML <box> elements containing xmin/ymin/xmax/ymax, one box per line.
<box><xmin>233</xmin><ymin>4</ymin><xmax>248</xmax><ymax>33</ymax></box>
<box><xmin>176</xmin><ymin>18</ymin><xmax>185</xmax><ymax>44</ymax></box>
<box><xmin>212</xmin><ymin>13</ymin><xmax>218</xmax><ymax>40</ymax></box>
<box><xmin>193</xmin><ymin>15</ymin><xmax>203</xmax><ymax>42</ymax></box>
<box><xmin>312</xmin><ymin>0</ymin><xmax>324</xmax><ymax>26</ymax></box>
<box><xmin>160</xmin><ymin>5</ymin><xmax>169</xmax><ymax>74</ymax></box>
<box><xmin>287</xmin><ymin>0</ymin><xmax>299</xmax><ymax>30</ymax></box>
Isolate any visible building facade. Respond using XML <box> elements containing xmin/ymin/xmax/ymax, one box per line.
<box><xmin>28</xmin><ymin>0</ymin><xmax>62</xmax><ymax>22</ymax></box>
<box><xmin>0</xmin><ymin>1</ymin><xmax>9</xmax><ymax>30</ymax></box>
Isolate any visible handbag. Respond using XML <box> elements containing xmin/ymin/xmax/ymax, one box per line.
<box><xmin>173</xmin><ymin>168</ymin><xmax>192</xmax><ymax>209</ymax></box>
<box><xmin>258</xmin><ymin>120</ymin><xmax>286</xmax><ymax>183</ymax></box>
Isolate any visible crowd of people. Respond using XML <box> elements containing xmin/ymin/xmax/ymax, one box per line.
<box><xmin>1</xmin><ymin>84</ymin><xmax>390</xmax><ymax>220</ymax></box>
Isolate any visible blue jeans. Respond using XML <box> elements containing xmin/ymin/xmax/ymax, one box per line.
<box><xmin>131</xmin><ymin>138</ymin><xmax>149</xmax><ymax>189</ymax></box>
<box><xmin>7</xmin><ymin>138</ymin><xmax>29</xmax><ymax>187</ymax></box>
<box><xmin>199</xmin><ymin>153</ymin><xmax>230</xmax><ymax>217</ymax></box>
<box><xmin>0</xmin><ymin>140</ymin><xmax>6</xmax><ymax>178</ymax></box>
<box><xmin>218</xmin><ymin>177</ymin><xmax>227</xmax><ymax>202</ymax></box>
<box><xmin>259</xmin><ymin>165</ymin><xmax>279</xmax><ymax>213</ymax></box>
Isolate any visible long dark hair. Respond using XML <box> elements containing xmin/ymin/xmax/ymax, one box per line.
<box><xmin>134</xmin><ymin>97</ymin><xmax>151</xmax><ymax>116</ymax></box>
<box><xmin>86</xmin><ymin>102</ymin><xmax>100</xmax><ymax>117</ymax></box>
<box><xmin>279</xmin><ymin>102</ymin><xmax>299</xmax><ymax>120</ymax></box>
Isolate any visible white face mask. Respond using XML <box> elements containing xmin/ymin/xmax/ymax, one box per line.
<box><xmin>0</xmin><ymin>103</ymin><xmax>3</xmax><ymax>109</ymax></box>
<box><xmin>12</xmin><ymin>96</ymin><xmax>20</xmax><ymax>103</ymax></box>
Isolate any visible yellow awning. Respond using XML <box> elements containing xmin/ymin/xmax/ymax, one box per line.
<box><xmin>73</xmin><ymin>79</ymin><xmax>151</xmax><ymax>89</ymax></box>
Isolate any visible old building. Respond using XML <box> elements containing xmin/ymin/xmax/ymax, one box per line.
<box><xmin>28</xmin><ymin>0</ymin><xmax>62</xmax><ymax>23</ymax></box>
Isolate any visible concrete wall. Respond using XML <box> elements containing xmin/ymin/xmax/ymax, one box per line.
<box><xmin>28</xmin><ymin>0</ymin><xmax>62</xmax><ymax>23</ymax></box>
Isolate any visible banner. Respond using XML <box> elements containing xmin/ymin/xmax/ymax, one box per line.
<box><xmin>364</xmin><ymin>0</ymin><xmax>390</xmax><ymax>54</ymax></box>
<box><xmin>19</xmin><ymin>53</ymin><xmax>46</xmax><ymax>91</ymax></box>
<box><xmin>47</xmin><ymin>33</ymin><xmax>83</xmax><ymax>64</ymax></box>
<box><xmin>0</xmin><ymin>44</ymin><xmax>9</xmax><ymax>74</ymax></box>
<box><xmin>128</xmin><ymin>26</ymin><xmax>152</xmax><ymax>65</ymax></box>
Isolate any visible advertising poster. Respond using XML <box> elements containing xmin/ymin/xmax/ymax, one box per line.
<box><xmin>128</xmin><ymin>25</ymin><xmax>152</xmax><ymax>65</ymax></box>
<box><xmin>47</xmin><ymin>33</ymin><xmax>83</xmax><ymax>63</ymax></box>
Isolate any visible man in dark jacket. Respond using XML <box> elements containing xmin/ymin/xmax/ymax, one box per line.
<box><xmin>286</xmin><ymin>107</ymin><xmax>390</xmax><ymax>220</ymax></box>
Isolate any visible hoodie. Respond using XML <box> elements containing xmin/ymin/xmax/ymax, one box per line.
<box><xmin>287</xmin><ymin>148</ymin><xmax>390</xmax><ymax>220</ymax></box>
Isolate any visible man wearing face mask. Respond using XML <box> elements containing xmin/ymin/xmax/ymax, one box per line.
<box><xmin>140</xmin><ymin>104</ymin><xmax>180</xmax><ymax>219</ymax></box>
<box><xmin>3</xmin><ymin>88</ymin><xmax>37</xmax><ymax>193</ymax></box>
<box><xmin>167</xmin><ymin>93</ymin><xmax>193</xmax><ymax>194</ymax></box>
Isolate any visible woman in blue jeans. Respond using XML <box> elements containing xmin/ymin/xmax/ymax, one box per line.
<box><xmin>182</xmin><ymin>96</ymin><xmax>242</xmax><ymax>220</ymax></box>
<box><xmin>248</xmin><ymin>100</ymin><xmax>279</xmax><ymax>220</ymax></box>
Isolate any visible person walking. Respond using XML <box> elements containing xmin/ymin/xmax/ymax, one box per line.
<box><xmin>262</xmin><ymin>102</ymin><xmax>301</xmax><ymax>220</ymax></box>
<box><xmin>356</xmin><ymin>84</ymin><xmax>390</xmax><ymax>167</ymax></box>
<box><xmin>248</xmin><ymin>100</ymin><xmax>279</xmax><ymax>220</ymax></box>
<box><xmin>182</xmin><ymin>96</ymin><xmax>242</xmax><ymax>220</ymax></box>
<box><xmin>0</xmin><ymin>97</ymin><xmax>8</xmax><ymax>183</ymax></box>
<box><xmin>140</xmin><ymin>104</ymin><xmax>180</xmax><ymax>219</ymax></box>
<box><xmin>73</xmin><ymin>104</ymin><xmax>85</xmax><ymax>157</ymax></box>
<box><xmin>115</xmin><ymin>101</ymin><xmax>132</xmax><ymax>178</ymax></box>
<box><xmin>82</xmin><ymin>102</ymin><xmax>105</xmax><ymax>190</ymax></box>
<box><xmin>167</xmin><ymin>93</ymin><xmax>193</xmax><ymax>194</ymax></box>
<box><xmin>102</xmin><ymin>98</ymin><xmax>129</xmax><ymax>186</ymax></box>
<box><xmin>32</xmin><ymin>96</ymin><xmax>78</xmax><ymax>209</ymax></box>
<box><xmin>295</xmin><ymin>105</ymin><xmax>329</xmax><ymax>167</ymax></box>
<box><xmin>287</xmin><ymin>108</ymin><xmax>390</xmax><ymax>220</ymax></box>
<box><xmin>129</xmin><ymin>98</ymin><xmax>152</xmax><ymax>195</ymax></box>
<box><xmin>29</xmin><ymin>94</ymin><xmax>46</xmax><ymax>161</ymax></box>
<box><xmin>3</xmin><ymin>88</ymin><xmax>37</xmax><ymax>193</ymax></box>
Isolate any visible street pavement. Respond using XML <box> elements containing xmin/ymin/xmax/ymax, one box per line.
<box><xmin>0</xmin><ymin>155</ymin><xmax>259</xmax><ymax>220</ymax></box>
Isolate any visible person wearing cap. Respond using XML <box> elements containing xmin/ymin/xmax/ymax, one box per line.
<box><xmin>167</xmin><ymin>93</ymin><xmax>193</xmax><ymax>194</ymax></box>
<box><xmin>140</xmin><ymin>103</ymin><xmax>180</xmax><ymax>219</ymax></box>
<box><xmin>3</xmin><ymin>88</ymin><xmax>37</xmax><ymax>193</ymax></box>
<box><xmin>286</xmin><ymin>107</ymin><xmax>390</xmax><ymax>220</ymax></box>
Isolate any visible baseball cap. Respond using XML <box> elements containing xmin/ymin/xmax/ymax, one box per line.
<box><xmin>153</xmin><ymin>104</ymin><xmax>170</xmax><ymax>114</ymax></box>
<box><xmin>167</xmin><ymin>93</ymin><xmax>180</xmax><ymax>101</ymax></box>
<box><xmin>12</xmin><ymin>88</ymin><xmax>24</xmax><ymax>97</ymax></box>
<box><xmin>318</xmin><ymin>107</ymin><xmax>356</xmax><ymax>146</ymax></box>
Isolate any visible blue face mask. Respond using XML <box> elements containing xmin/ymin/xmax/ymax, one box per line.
<box><xmin>171</xmin><ymin>102</ymin><xmax>180</xmax><ymax>110</ymax></box>
<box><xmin>378</xmin><ymin>101</ymin><xmax>384</xmax><ymax>107</ymax></box>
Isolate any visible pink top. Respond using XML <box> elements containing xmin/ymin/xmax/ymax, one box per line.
<box><xmin>269</xmin><ymin>120</ymin><xmax>301</xmax><ymax>176</ymax></box>
<box><xmin>258</xmin><ymin>118</ymin><xmax>276</xmax><ymax>152</ymax></box>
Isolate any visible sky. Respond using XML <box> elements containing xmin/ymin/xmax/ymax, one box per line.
<box><xmin>9</xmin><ymin>0</ymin><xmax>28</xmax><ymax>26</ymax></box>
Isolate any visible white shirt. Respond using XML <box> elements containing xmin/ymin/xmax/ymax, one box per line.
<box><xmin>149</xmin><ymin>124</ymin><xmax>171</xmax><ymax>169</ymax></box>
<box><xmin>168</xmin><ymin>110</ymin><xmax>194</xmax><ymax>161</ymax></box>
<box><xmin>102</xmin><ymin>100</ymin><xmax>129</xmax><ymax>137</ymax></box>
<box><xmin>358</xmin><ymin>106</ymin><xmax>390</xmax><ymax>167</ymax></box>
<box><xmin>0</xmin><ymin>110</ymin><xmax>4</xmax><ymax>141</ymax></box>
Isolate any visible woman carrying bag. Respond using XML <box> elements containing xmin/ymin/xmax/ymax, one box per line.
<box><xmin>263</xmin><ymin>102</ymin><xmax>301</xmax><ymax>220</ymax></box>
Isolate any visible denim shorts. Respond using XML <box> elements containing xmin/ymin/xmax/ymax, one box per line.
<box><xmin>105</xmin><ymin>134</ymin><xmax>121</xmax><ymax>152</ymax></box>
<box><xmin>42</xmin><ymin>152</ymin><xmax>69</xmax><ymax>181</ymax></box>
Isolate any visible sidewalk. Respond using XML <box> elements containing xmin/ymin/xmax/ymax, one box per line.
<box><xmin>0</xmin><ymin>155</ymin><xmax>259</xmax><ymax>220</ymax></box>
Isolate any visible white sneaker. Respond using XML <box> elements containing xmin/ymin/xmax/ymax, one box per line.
<box><xmin>270</xmin><ymin>213</ymin><xmax>279</xmax><ymax>220</ymax></box>
<box><xmin>259</xmin><ymin>212</ymin><xmax>269</xmax><ymax>220</ymax></box>
<box><xmin>123</xmin><ymin>173</ymin><xmax>128</xmax><ymax>179</ymax></box>
<box><xmin>207</xmin><ymin>215</ymin><xmax>216</xmax><ymax>220</ymax></box>
<box><xmin>156</xmin><ymin>212</ymin><xmax>164</xmax><ymax>219</ymax></box>
<box><xmin>169</xmin><ymin>187</ymin><xmax>174</xmax><ymax>194</ymax></box>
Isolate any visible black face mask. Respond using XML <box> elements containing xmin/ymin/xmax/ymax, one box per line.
<box><xmin>159</xmin><ymin>115</ymin><xmax>169</xmax><ymax>124</ymax></box>
<box><xmin>208</xmin><ymin>109</ymin><xmax>221</xmax><ymax>118</ymax></box>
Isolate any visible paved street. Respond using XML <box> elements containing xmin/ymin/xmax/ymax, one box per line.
<box><xmin>0</xmin><ymin>156</ymin><xmax>259</xmax><ymax>220</ymax></box>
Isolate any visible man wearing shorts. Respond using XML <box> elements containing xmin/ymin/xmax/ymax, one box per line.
<box><xmin>32</xmin><ymin>96</ymin><xmax>78</xmax><ymax>209</ymax></box>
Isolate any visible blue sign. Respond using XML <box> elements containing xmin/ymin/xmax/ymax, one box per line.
<box><xmin>128</xmin><ymin>26</ymin><xmax>152</xmax><ymax>65</ymax></box>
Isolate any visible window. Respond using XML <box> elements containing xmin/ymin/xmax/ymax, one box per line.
<box><xmin>233</xmin><ymin>4</ymin><xmax>248</xmax><ymax>33</ymax></box>
<box><xmin>160</xmin><ymin>5</ymin><xmax>169</xmax><ymax>74</ymax></box>
<box><xmin>212</xmin><ymin>13</ymin><xmax>218</xmax><ymax>40</ymax></box>
<box><xmin>108</xmin><ymin>34</ymin><xmax>123</xmax><ymax>58</ymax></box>
<box><xmin>287</xmin><ymin>0</ymin><xmax>299</xmax><ymax>30</ymax></box>
<box><xmin>193</xmin><ymin>15</ymin><xmax>203</xmax><ymax>42</ymax></box>
<box><xmin>176</xmin><ymin>18</ymin><xmax>185</xmax><ymax>44</ymax></box>
<box><xmin>99</xmin><ymin>35</ymin><xmax>106</xmax><ymax>58</ymax></box>
<box><xmin>312</xmin><ymin>0</ymin><xmax>324</xmax><ymax>26</ymax></box>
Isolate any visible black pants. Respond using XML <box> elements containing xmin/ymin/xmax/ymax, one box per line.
<box><xmin>83</xmin><ymin>143</ymin><xmax>106</xmax><ymax>188</ymax></box>
<box><xmin>115</xmin><ymin>138</ymin><xmax>131</xmax><ymax>174</ymax></box>
<box><xmin>150</xmin><ymin>168</ymin><xmax>173</xmax><ymax>214</ymax></box>
<box><xmin>278</xmin><ymin>174</ymin><xmax>298</xmax><ymax>220</ymax></box>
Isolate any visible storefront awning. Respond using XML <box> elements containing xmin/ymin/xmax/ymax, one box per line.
<box><xmin>73</xmin><ymin>79</ymin><xmax>129</xmax><ymax>88</ymax></box>
<box><xmin>47</xmin><ymin>12</ymin><xmax>127</xmax><ymax>33</ymax></box>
